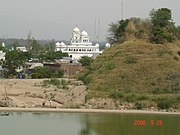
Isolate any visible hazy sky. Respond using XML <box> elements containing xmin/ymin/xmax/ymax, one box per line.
<box><xmin>0</xmin><ymin>0</ymin><xmax>180</xmax><ymax>41</ymax></box>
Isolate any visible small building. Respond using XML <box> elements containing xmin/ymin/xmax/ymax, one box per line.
<box><xmin>16</xmin><ymin>47</ymin><xmax>27</xmax><ymax>52</ymax></box>
<box><xmin>43</xmin><ymin>62</ymin><xmax>61</xmax><ymax>72</ymax></box>
<box><xmin>0</xmin><ymin>51</ymin><xmax>6</xmax><ymax>61</ymax></box>
<box><xmin>25</xmin><ymin>62</ymin><xmax>43</xmax><ymax>74</ymax></box>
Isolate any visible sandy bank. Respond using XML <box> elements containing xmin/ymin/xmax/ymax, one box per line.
<box><xmin>0</xmin><ymin>107</ymin><xmax>179</xmax><ymax>115</ymax></box>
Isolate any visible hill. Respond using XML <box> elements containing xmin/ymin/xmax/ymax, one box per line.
<box><xmin>78</xmin><ymin>40</ymin><xmax>180</xmax><ymax>110</ymax></box>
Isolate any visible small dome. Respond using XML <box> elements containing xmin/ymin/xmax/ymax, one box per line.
<box><xmin>81</xmin><ymin>30</ymin><xmax>88</xmax><ymax>36</ymax></box>
<box><xmin>95</xmin><ymin>43</ymin><xmax>99</xmax><ymax>47</ymax></box>
<box><xmin>60</xmin><ymin>42</ymin><xmax>65</xmax><ymax>46</ymax></box>
<box><xmin>56</xmin><ymin>42</ymin><xmax>60</xmax><ymax>47</ymax></box>
<box><xmin>73</xmin><ymin>27</ymin><xmax>80</xmax><ymax>32</ymax></box>
<box><xmin>105</xmin><ymin>43</ymin><xmax>111</xmax><ymax>48</ymax></box>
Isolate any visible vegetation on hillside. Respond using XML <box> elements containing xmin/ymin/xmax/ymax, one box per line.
<box><xmin>107</xmin><ymin>8</ymin><xmax>180</xmax><ymax>44</ymax></box>
<box><xmin>79</xmin><ymin>56</ymin><xmax>93</xmax><ymax>66</ymax></box>
<box><xmin>77</xmin><ymin>40</ymin><xmax>180</xmax><ymax>110</ymax></box>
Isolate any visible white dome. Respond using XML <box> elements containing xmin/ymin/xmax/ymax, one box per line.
<box><xmin>60</xmin><ymin>42</ymin><xmax>65</xmax><ymax>46</ymax></box>
<box><xmin>56</xmin><ymin>42</ymin><xmax>60</xmax><ymax>47</ymax></box>
<box><xmin>81</xmin><ymin>30</ymin><xmax>88</xmax><ymax>36</ymax></box>
<box><xmin>73</xmin><ymin>27</ymin><xmax>80</xmax><ymax>32</ymax></box>
<box><xmin>95</xmin><ymin>43</ymin><xmax>99</xmax><ymax>47</ymax></box>
<box><xmin>105</xmin><ymin>43</ymin><xmax>111</xmax><ymax>48</ymax></box>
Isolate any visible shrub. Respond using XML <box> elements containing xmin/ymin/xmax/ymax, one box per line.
<box><xmin>124</xmin><ymin>56</ymin><xmax>137</xmax><ymax>64</ymax></box>
<box><xmin>157</xmin><ymin>98</ymin><xmax>173</xmax><ymax>109</ymax></box>
<box><xmin>109</xmin><ymin>90</ymin><xmax>124</xmax><ymax>99</ymax></box>
<box><xmin>157</xmin><ymin>49</ymin><xmax>172</xmax><ymax>57</ymax></box>
<box><xmin>105</xmin><ymin>61</ymin><xmax>115</xmax><ymax>70</ymax></box>
<box><xmin>31</xmin><ymin>66</ymin><xmax>51</xmax><ymax>79</ymax></box>
<box><xmin>137</xmin><ymin>95</ymin><xmax>149</xmax><ymax>101</ymax></box>
<box><xmin>77</xmin><ymin>71</ymin><xmax>92</xmax><ymax>85</ymax></box>
<box><xmin>177</xmin><ymin>51</ymin><xmax>180</xmax><ymax>56</ymax></box>
<box><xmin>79</xmin><ymin>56</ymin><xmax>93</xmax><ymax>66</ymax></box>
<box><xmin>42</xmin><ymin>78</ymin><xmax>69</xmax><ymax>89</ymax></box>
<box><xmin>125</xmin><ymin>94</ymin><xmax>137</xmax><ymax>102</ymax></box>
<box><xmin>51</xmin><ymin>69</ymin><xmax>64</xmax><ymax>78</ymax></box>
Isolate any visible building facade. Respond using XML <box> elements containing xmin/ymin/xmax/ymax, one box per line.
<box><xmin>56</xmin><ymin>27</ymin><xmax>103</xmax><ymax>60</ymax></box>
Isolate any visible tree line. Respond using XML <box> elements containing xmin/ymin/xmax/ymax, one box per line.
<box><xmin>0</xmin><ymin>38</ymin><xmax>68</xmax><ymax>78</ymax></box>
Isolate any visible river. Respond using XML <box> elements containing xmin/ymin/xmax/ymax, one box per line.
<box><xmin>0</xmin><ymin>112</ymin><xmax>179</xmax><ymax>135</ymax></box>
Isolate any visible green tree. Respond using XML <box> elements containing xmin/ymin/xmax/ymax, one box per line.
<box><xmin>150</xmin><ymin>8</ymin><xmax>175</xmax><ymax>43</ymax></box>
<box><xmin>39</xmin><ymin>51</ymin><xmax>68</xmax><ymax>61</ymax></box>
<box><xmin>45</xmin><ymin>39</ymin><xmax>56</xmax><ymax>52</ymax></box>
<box><xmin>107</xmin><ymin>19</ymin><xmax>129</xmax><ymax>44</ymax></box>
<box><xmin>31</xmin><ymin>66</ymin><xmax>51</xmax><ymax>79</ymax></box>
<box><xmin>29</xmin><ymin>39</ymin><xmax>43</xmax><ymax>58</ymax></box>
<box><xmin>79</xmin><ymin>56</ymin><xmax>93</xmax><ymax>66</ymax></box>
<box><xmin>3</xmin><ymin>50</ymin><xmax>27</xmax><ymax>77</ymax></box>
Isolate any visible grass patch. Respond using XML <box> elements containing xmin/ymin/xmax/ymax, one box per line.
<box><xmin>157</xmin><ymin>48</ymin><xmax>172</xmax><ymax>57</ymax></box>
<box><xmin>109</xmin><ymin>90</ymin><xmax>124</xmax><ymax>99</ymax></box>
<box><xmin>42</xmin><ymin>78</ymin><xmax>69</xmax><ymax>89</ymax></box>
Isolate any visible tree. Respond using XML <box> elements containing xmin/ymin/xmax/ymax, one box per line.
<box><xmin>3</xmin><ymin>50</ymin><xmax>28</xmax><ymax>77</ymax></box>
<box><xmin>150</xmin><ymin>8</ymin><xmax>175</xmax><ymax>43</ymax></box>
<box><xmin>107</xmin><ymin>19</ymin><xmax>129</xmax><ymax>44</ymax></box>
<box><xmin>29</xmin><ymin>39</ymin><xmax>43</xmax><ymax>58</ymax></box>
<box><xmin>31</xmin><ymin>66</ymin><xmax>64</xmax><ymax>79</ymax></box>
<box><xmin>79</xmin><ymin>56</ymin><xmax>93</xmax><ymax>66</ymax></box>
<box><xmin>31</xmin><ymin>66</ymin><xmax>51</xmax><ymax>79</ymax></box>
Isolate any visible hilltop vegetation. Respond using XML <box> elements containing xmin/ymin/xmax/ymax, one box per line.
<box><xmin>107</xmin><ymin>8</ymin><xmax>180</xmax><ymax>44</ymax></box>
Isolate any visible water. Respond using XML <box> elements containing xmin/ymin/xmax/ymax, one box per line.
<box><xmin>0</xmin><ymin>112</ymin><xmax>179</xmax><ymax>135</ymax></box>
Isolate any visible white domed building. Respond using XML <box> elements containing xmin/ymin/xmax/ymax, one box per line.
<box><xmin>56</xmin><ymin>27</ymin><xmax>103</xmax><ymax>60</ymax></box>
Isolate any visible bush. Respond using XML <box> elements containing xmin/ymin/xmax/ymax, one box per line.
<box><xmin>76</xmin><ymin>71</ymin><xmax>92</xmax><ymax>85</ymax></box>
<box><xmin>125</xmin><ymin>94</ymin><xmax>137</xmax><ymax>102</ymax></box>
<box><xmin>157</xmin><ymin>49</ymin><xmax>172</xmax><ymax>57</ymax></box>
<box><xmin>42</xmin><ymin>78</ymin><xmax>69</xmax><ymax>89</ymax></box>
<box><xmin>105</xmin><ymin>61</ymin><xmax>115</xmax><ymax>70</ymax></box>
<box><xmin>31</xmin><ymin>66</ymin><xmax>51</xmax><ymax>79</ymax></box>
<box><xmin>137</xmin><ymin>95</ymin><xmax>149</xmax><ymax>101</ymax></box>
<box><xmin>51</xmin><ymin>69</ymin><xmax>64</xmax><ymax>78</ymax></box>
<box><xmin>177</xmin><ymin>51</ymin><xmax>180</xmax><ymax>56</ymax></box>
<box><xmin>157</xmin><ymin>98</ymin><xmax>173</xmax><ymax>109</ymax></box>
<box><xmin>109</xmin><ymin>90</ymin><xmax>124</xmax><ymax>99</ymax></box>
<box><xmin>79</xmin><ymin>56</ymin><xmax>93</xmax><ymax>66</ymax></box>
<box><xmin>31</xmin><ymin>66</ymin><xmax>64</xmax><ymax>79</ymax></box>
<box><xmin>124</xmin><ymin>56</ymin><xmax>137</xmax><ymax>64</ymax></box>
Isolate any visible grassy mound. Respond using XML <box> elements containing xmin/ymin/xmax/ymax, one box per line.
<box><xmin>77</xmin><ymin>40</ymin><xmax>180</xmax><ymax>109</ymax></box>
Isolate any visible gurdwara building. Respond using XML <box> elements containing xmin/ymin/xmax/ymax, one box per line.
<box><xmin>55</xmin><ymin>27</ymin><xmax>104</xmax><ymax>60</ymax></box>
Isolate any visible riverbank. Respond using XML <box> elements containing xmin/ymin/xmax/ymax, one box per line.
<box><xmin>0</xmin><ymin>107</ymin><xmax>179</xmax><ymax>115</ymax></box>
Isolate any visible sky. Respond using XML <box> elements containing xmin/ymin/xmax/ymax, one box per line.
<box><xmin>0</xmin><ymin>0</ymin><xmax>180</xmax><ymax>41</ymax></box>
